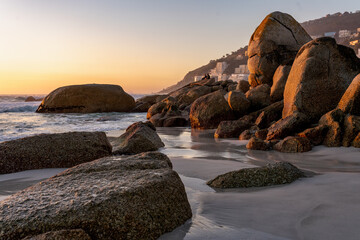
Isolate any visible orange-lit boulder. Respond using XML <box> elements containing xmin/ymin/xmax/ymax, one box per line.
<box><xmin>283</xmin><ymin>38</ymin><xmax>360</xmax><ymax>120</ymax></box>
<box><xmin>337</xmin><ymin>73</ymin><xmax>360</xmax><ymax>116</ymax></box>
<box><xmin>247</xmin><ymin>11</ymin><xmax>311</xmax><ymax>87</ymax></box>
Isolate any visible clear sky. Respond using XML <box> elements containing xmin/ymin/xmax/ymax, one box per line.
<box><xmin>0</xmin><ymin>0</ymin><xmax>359</xmax><ymax>94</ymax></box>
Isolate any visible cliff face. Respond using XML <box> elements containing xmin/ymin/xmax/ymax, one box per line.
<box><xmin>159</xmin><ymin>11</ymin><xmax>360</xmax><ymax>94</ymax></box>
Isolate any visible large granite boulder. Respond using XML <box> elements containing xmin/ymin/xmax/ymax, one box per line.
<box><xmin>112</xmin><ymin>121</ymin><xmax>164</xmax><ymax>155</ymax></box>
<box><xmin>247</xmin><ymin>12</ymin><xmax>311</xmax><ymax>87</ymax></box>
<box><xmin>207</xmin><ymin>162</ymin><xmax>305</xmax><ymax>188</ymax></box>
<box><xmin>297</xmin><ymin>125</ymin><xmax>328</xmax><ymax>146</ymax></box>
<box><xmin>337</xmin><ymin>73</ymin><xmax>360</xmax><ymax>116</ymax></box>
<box><xmin>342</xmin><ymin>115</ymin><xmax>360</xmax><ymax>147</ymax></box>
<box><xmin>36</xmin><ymin>84</ymin><xmax>135</xmax><ymax>113</ymax></box>
<box><xmin>132</xmin><ymin>94</ymin><xmax>167</xmax><ymax>113</ymax></box>
<box><xmin>215</xmin><ymin>119</ymin><xmax>253</xmax><ymax>138</ymax></box>
<box><xmin>283</xmin><ymin>38</ymin><xmax>360</xmax><ymax>120</ymax></box>
<box><xmin>0</xmin><ymin>132</ymin><xmax>112</xmax><ymax>174</ymax></box>
<box><xmin>190</xmin><ymin>91</ymin><xmax>234</xmax><ymax>129</ymax></box>
<box><xmin>270</xmin><ymin>65</ymin><xmax>291</xmax><ymax>102</ymax></box>
<box><xmin>177</xmin><ymin>85</ymin><xmax>211</xmax><ymax>106</ymax></box>
<box><xmin>0</xmin><ymin>152</ymin><xmax>192</xmax><ymax>240</ymax></box>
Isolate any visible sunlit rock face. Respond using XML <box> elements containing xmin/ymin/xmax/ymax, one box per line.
<box><xmin>0</xmin><ymin>152</ymin><xmax>192</xmax><ymax>240</ymax></box>
<box><xmin>36</xmin><ymin>84</ymin><xmax>135</xmax><ymax>113</ymax></box>
<box><xmin>247</xmin><ymin>11</ymin><xmax>312</xmax><ymax>87</ymax></box>
<box><xmin>283</xmin><ymin>38</ymin><xmax>360</xmax><ymax>121</ymax></box>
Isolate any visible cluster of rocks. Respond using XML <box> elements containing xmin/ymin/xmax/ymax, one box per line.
<box><xmin>0</xmin><ymin>122</ymin><xmax>191</xmax><ymax>239</ymax></box>
<box><xmin>140</xmin><ymin>11</ymin><xmax>360</xmax><ymax>153</ymax></box>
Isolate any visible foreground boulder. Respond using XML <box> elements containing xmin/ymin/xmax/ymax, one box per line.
<box><xmin>112</xmin><ymin>121</ymin><xmax>164</xmax><ymax>155</ymax></box>
<box><xmin>283</xmin><ymin>38</ymin><xmax>360</xmax><ymax>120</ymax></box>
<box><xmin>190</xmin><ymin>91</ymin><xmax>234</xmax><ymax>129</ymax></box>
<box><xmin>0</xmin><ymin>132</ymin><xmax>112</xmax><ymax>174</ymax></box>
<box><xmin>0</xmin><ymin>152</ymin><xmax>192</xmax><ymax>240</ymax></box>
<box><xmin>207</xmin><ymin>162</ymin><xmax>305</xmax><ymax>188</ymax></box>
<box><xmin>22</xmin><ymin>229</ymin><xmax>91</xmax><ymax>240</ymax></box>
<box><xmin>247</xmin><ymin>11</ymin><xmax>311</xmax><ymax>87</ymax></box>
<box><xmin>246</xmin><ymin>137</ymin><xmax>270</xmax><ymax>151</ymax></box>
<box><xmin>337</xmin><ymin>73</ymin><xmax>360</xmax><ymax>116</ymax></box>
<box><xmin>36</xmin><ymin>84</ymin><xmax>135</xmax><ymax>113</ymax></box>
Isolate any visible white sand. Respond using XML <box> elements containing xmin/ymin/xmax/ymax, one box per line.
<box><xmin>1</xmin><ymin>127</ymin><xmax>360</xmax><ymax>239</ymax></box>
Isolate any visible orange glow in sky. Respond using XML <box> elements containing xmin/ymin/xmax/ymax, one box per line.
<box><xmin>0</xmin><ymin>0</ymin><xmax>358</xmax><ymax>95</ymax></box>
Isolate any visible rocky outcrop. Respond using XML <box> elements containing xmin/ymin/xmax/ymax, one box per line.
<box><xmin>207</xmin><ymin>162</ymin><xmax>305</xmax><ymax>188</ymax></box>
<box><xmin>337</xmin><ymin>73</ymin><xmax>360</xmax><ymax>116</ymax></box>
<box><xmin>0</xmin><ymin>152</ymin><xmax>192</xmax><ymax>240</ymax></box>
<box><xmin>190</xmin><ymin>91</ymin><xmax>234</xmax><ymax>129</ymax></box>
<box><xmin>227</xmin><ymin>90</ymin><xmax>251</xmax><ymax>117</ymax></box>
<box><xmin>254</xmin><ymin>100</ymin><xmax>283</xmax><ymax>129</ymax></box>
<box><xmin>247</xmin><ymin>11</ymin><xmax>312</xmax><ymax>87</ymax></box>
<box><xmin>177</xmin><ymin>85</ymin><xmax>211</xmax><ymax>107</ymax></box>
<box><xmin>245</xmin><ymin>84</ymin><xmax>271</xmax><ymax>110</ymax></box>
<box><xmin>112</xmin><ymin>121</ymin><xmax>164</xmax><ymax>155</ymax></box>
<box><xmin>283</xmin><ymin>38</ymin><xmax>360</xmax><ymax>120</ymax></box>
<box><xmin>25</xmin><ymin>96</ymin><xmax>42</xmax><ymax>102</ymax></box>
<box><xmin>267</xmin><ymin>112</ymin><xmax>309</xmax><ymax>140</ymax></box>
<box><xmin>270</xmin><ymin>65</ymin><xmax>291</xmax><ymax>102</ymax></box>
<box><xmin>132</xmin><ymin>95</ymin><xmax>167</xmax><ymax>112</ymax></box>
<box><xmin>0</xmin><ymin>132</ymin><xmax>112</xmax><ymax>174</ymax></box>
<box><xmin>36</xmin><ymin>84</ymin><xmax>135</xmax><ymax>113</ymax></box>
<box><xmin>273</xmin><ymin>136</ymin><xmax>312</xmax><ymax>153</ymax></box>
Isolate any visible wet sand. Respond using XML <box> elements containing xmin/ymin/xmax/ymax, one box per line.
<box><xmin>1</xmin><ymin>127</ymin><xmax>360</xmax><ymax>239</ymax></box>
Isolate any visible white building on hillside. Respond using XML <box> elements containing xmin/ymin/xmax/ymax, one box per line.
<box><xmin>194</xmin><ymin>76</ymin><xmax>203</xmax><ymax>82</ymax></box>
<box><xmin>339</xmin><ymin>30</ymin><xmax>352</xmax><ymax>38</ymax></box>
<box><xmin>324</xmin><ymin>32</ymin><xmax>336</xmax><ymax>38</ymax></box>
<box><xmin>209</xmin><ymin>62</ymin><xmax>229</xmax><ymax>81</ymax></box>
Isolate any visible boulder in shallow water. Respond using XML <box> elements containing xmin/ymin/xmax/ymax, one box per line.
<box><xmin>246</xmin><ymin>137</ymin><xmax>270</xmax><ymax>151</ymax></box>
<box><xmin>36</xmin><ymin>84</ymin><xmax>135</xmax><ymax>113</ymax></box>
<box><xmin>319</xmin><ymin>109</ymin><xmax>345</xmax><ymax>147</ymax></box>
<box><xmin>207</xmin><ymin>162</ymin><xmax>305</xmax><ymax>188</ymax></box>
<box><xmin>352</xmin><ymin>133</ymin><xmax>360</xmax><ymax>148</ymax></box>
<box><xmin>273</xmin><ymin>136</ymin><xmax>312</xmax><ymax>153</ymax></box>
<box><xmin>215</xmin><ymin>119</ymin><xmax>253</xmax><ymax>138</ymax></box>
<box><xmin>0</xmin><ymin>152</ymin><xmax>192</xmax><ymax>240</ymax></box>
<box><xmin>0</xmin><ymin>132</ymin><xmax>112</xmax><ymax>174</ymax></box>
<box><xmin>297</xmin><ymin>125</ymin><xmax>328</xmax><ymax>146</ymax></box>
<box><xmin>112</xmin><ymin>121</ymin><xmax>164</xmax><ymax>155</ymax></box>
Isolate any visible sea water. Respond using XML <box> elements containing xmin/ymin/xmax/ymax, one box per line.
<box><xmin>0</xmin><ymin>95</ymin><xmax>147</xmax><ymax>143</ymax></box>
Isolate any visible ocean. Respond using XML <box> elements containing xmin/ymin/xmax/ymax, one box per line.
<box><xmin>0</xmin><ymin>95</ymin><xmax>147</xmax><ymax>143</ymax></box>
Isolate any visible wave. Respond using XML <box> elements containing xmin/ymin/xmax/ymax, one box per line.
<box><xmin>0</xmin><ymin>105</ymin><xmax>38</xmax><ymax>113</ymax></box>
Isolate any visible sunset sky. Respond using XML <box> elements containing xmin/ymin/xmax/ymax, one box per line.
<box><xmin>0</xmin><ymin>0</ymin><xmax>359</xmax><ymax>95</ymax></box>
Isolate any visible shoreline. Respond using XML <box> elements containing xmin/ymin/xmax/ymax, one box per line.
<box><xmin>1</xmin><ymin>127</ymin><xmax>360</xmax><ymax>239</ymax></box>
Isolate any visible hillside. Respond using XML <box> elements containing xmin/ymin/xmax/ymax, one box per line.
<box><xmin>158</xmin><ymin>11</ymin><xmax>360</xmax><ymax>94</ymax></box>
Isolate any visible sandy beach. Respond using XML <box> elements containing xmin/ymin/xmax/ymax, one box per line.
<box><xmin>1</xmin><ymin>127</ymin><xmax>360</xmax><ymax>239</ymax></box>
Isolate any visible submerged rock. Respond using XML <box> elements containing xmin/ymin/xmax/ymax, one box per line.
<box><xmin>36</xmin><ymin>84</ymin><xmax>135</xmax><ymax>113</ymax></box>
<box><xmin>0</xmin><ymin>152</ymin><xmax>192</xmax><ymax>240</ymax></box>
<box><xmin>207</xmin><ymin>162</ymin><xmax>305</xmax><ymax>188</ymax></box>
<box><xmin>112</xmin><ymin>121</ymin><xmax>164</xmax><ymax>155</ymax></box>
<box><xmin>0</xmin><ymin>132</ymin><xmax>112</xmax><ymax>174</ymax></box>
<box><xmin>283</xmin><ymin>38</ymin><xmax>360</xmax><ymax>120</ymax></box>
<box><xmin>247</xmin><ymin>11</ymin><xmax>311</xmax><ymax>87</ymax></box>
